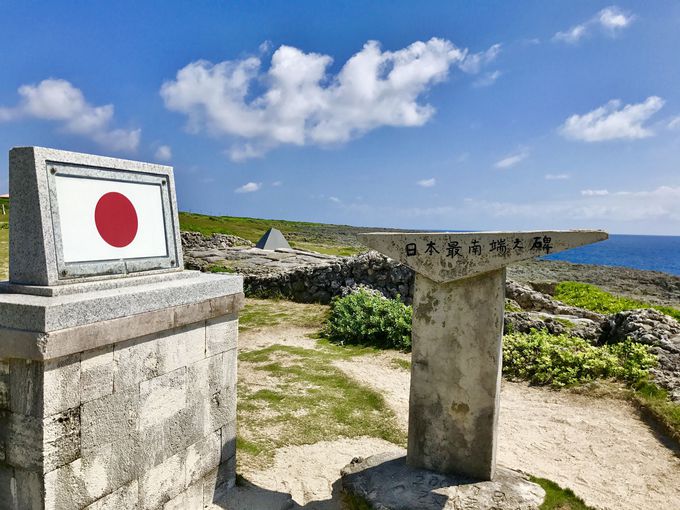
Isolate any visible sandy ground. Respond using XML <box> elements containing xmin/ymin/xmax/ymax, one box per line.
<box><xmin>237</xmin><ymin>329</ymin><xmax>680</xmax><ymax>510</ymax></box>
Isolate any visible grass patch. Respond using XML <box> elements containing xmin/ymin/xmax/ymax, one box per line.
<box><xmin>237</xmin><ymin>344</ymin><xmax>406</xmax><ymax>471</ymax></box>
<box><xmin>206</xmin><ymin>264</ymin><xmax>236</xmax><ymax>273</ymax></box>
<box><xmin>530</xmin><ymin>477</ymin><xmax>593</xmax><ymax>510</ymax></box>
<box><xmin>391</xmin><ymin>358</ymin><xmax>411</xmax><ymax>371</ymax></box>
<box><xmin>631</xmin><ymin>381</ymin><xmax>680</xmax><ymax>443</ymax></box>
<box><xmin>554</xmin><ymin>281</ymin><xmax>680</xmax><ymax>321</ymax></box>
<box><xmin>239</xmin><ymin>298</ymin><xmax>329</xmax><ymax>332</ymax></box>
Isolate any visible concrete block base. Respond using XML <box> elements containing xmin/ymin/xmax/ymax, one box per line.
<box><xmin>341</xmin><ymin>451</ymin><xmax>545</xmax><ymax>510</ymax></box>
<box><xmin>0</xmin><ymin>275</ymin><xmax>243</xmax><ymax>510</ymax></box>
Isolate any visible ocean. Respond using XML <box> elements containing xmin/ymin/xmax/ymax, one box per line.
<box><xmin>543</xmin><ymin>234</ymin><xmax>680</xmax><ymax>277</ymax></box>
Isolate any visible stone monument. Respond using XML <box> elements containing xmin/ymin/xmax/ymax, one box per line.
<box><xmin>342</xmin><ymin>230</ymin><xmax>607</xmax><ymax>509</ymax></box>
<box><xmin>0</xmin><ymin>147</ymin><xmax>243</xmax><ymax>509</ymax></box>
<box><xmin>255</xmin><ymin>227</ymin><xmax>291</xmax><ymax>251</ymax></box>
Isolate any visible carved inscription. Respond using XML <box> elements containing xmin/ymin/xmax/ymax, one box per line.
<box><xmin>402</xmin><ymin>234</ymin><xmax>558</xmax><ymax>258</ymax></box>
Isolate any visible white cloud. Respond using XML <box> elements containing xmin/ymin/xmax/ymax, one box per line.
<box><xmin>581</xmin><ymin>189</ymin><xmax>609</xmax><ymax>196</ymax></box>
<box><xmin>329</xmin><ymin>196</ymin><xmax>341</xmax><ymax>203</ymax></box>
<box><xmin>234</xmin><ymin>182</ymin><xmax>261</xmax><ymax>193</ymax></box>
<box><xmin>554</xmin><ymin>25</ymin><xmax>588</xmax><ymax>44</ymax></box>
<box><xmin>553</xmin><ymin>6</ymin><xmax>635</xmax><ymax>44</ymax></box>
<box><xmin>271</xmin><ymin>181</ymin><xmax>283</xmax><ymax>187</ymax></box>
<box><xmin>458</xmin><ymin>44</ymin><xmax>501</xmax><ymax>74</ymax></box>
<box><xmin>155</xmin><ymin>145</ymin><xmax>172</xmax><ymax>161</ymax></box>
<box><xmin>161</xmin><ymin>38</ymin><xmax>465</xmax><ymax>160</ymax></box>
<box><xmin>417</xmin><ymin>177</ymin><xmax>436</xmax><ymax>188</ymax></box>
<box><xmin>598</xmin><ymin>6</ymin><xmax>635</xmax><ymax>31</ymax></box>
<box><xmin>0</xmin><ymin>78</ymin><xmax>140</xmax><ymax>152</ymax></box>
<box><xmin>560</xmin><ymin>96</ymin><xmax>664</xmax><ymax>142</ymax></box>
<box><xmin>668</xmin><ymin>116</ymin><xmax>680</xmax><ymax>130</ymax></box>
<box><xmin>473</xmin><ymin>70</ymin><xmax>502</xmax><ymax>88</ymax></box>
<box><xmin>545</xmin><ymin>173</ymin><xmax>570</xmax><ymax>180</ymax></box>
<box><xmin>494</xmin><ymin>149</ymin><xmax>529</xmax><ymax>169</ymax></box>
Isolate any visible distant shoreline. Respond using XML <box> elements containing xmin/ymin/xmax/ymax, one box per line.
<box><xmin>509</xmin><ymin>258</ymin><xmax>680</xmax><ymax>308</ymax></box>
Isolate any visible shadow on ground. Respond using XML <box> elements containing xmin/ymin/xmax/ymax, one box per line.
<box><xmin>211</xmin><ymin>476</ymin><xmax>346</xmax><ymax>510</ymax></box>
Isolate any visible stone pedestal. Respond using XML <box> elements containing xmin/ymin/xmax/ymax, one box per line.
<box><xmin>0</xmin><ymin>271</ymin><xmax>243</xmax><ymax>510</ymax></box>
<box><xmin>408</xmin><ymin>269</ymin><xmax>505</xmax><ymax>480</ymax></box>
<box><xmin>342</xmin><ymin>451</ymin><xmax>545</xmax><ymax>510</ymax></box>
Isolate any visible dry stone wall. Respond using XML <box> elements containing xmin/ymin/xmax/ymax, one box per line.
<box><xmin>0</xmin><ymin>314</ymin><xmax>239</xmax><ymax>510</ymax></box>
<box><xmin>244</xmin><ymin>251</ymin><xmax>415</xmax><ymax>304</ymax></box>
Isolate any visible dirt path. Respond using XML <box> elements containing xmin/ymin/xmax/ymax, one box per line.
<box><xmin>239</xmin><ymin>326</ymin><xmax>319</xmax><ymax>351</ymax></box>
<box><xmin>336</xmin><ymin>354</ymin><xmax>680</xmax><ymax>510</ymax></box>
<box><xmin>238</xmin><ymin>330</ymin><xmax>680</xmax><ymax>509</ymax></box>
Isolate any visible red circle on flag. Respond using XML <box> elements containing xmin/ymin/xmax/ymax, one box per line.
<box><xmin>94</xmin><ymin>192</ymin><xmax>138</xmax><ymax>248</ymax></box>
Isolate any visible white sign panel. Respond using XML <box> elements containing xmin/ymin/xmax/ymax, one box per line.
<box><xmin>54</xmin><ymin>175</ymin><xmax>168</xmax><ymax>263</ymax></box>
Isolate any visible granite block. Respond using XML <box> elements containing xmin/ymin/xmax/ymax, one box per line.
<box><xmin>138</xmin><ymin>368</ymin><xmax>186</xmax><ymax>430</ymax></box>
<box><xmin>138</xmin><ymin>450</ymin><xmax>186</xmax><ymax>510</ymax></box>
<box><xmin>0</xmin><ymin>463</ymin><xmax>15</xmax><ymax>508</ymax></box>
<box><xmin>43</xmin><ymin>354</ymin><xmax>80</xmax><ymax>416</ymax></box>
<box><xmin>0</xmin><ymin>361</ymin><xmax>9</xmax><ymax>411</ymax></box>
<box><xmin>80</xmin><ymin>346</ymin><xmax>114</xmax><ymax>403</ymax></box>
<box><xmin>13</xmin><ymin>468</ymin><xmax>43</xmax><ymax>510</ymax></box>
<box><xmin>43</xmin><ymin>407</ymin><xmax>80</xmax><ymax>473</ymax></box>
<box><xmin>6</xmin><ymin>413</ymin><xmax>42</xmax><ymax>471</ymax></box>
<box><xmin>205</xmin><ymin>314</ymin><xmax>238</xmax><ymax>356</ymax></box>
<box><xmin>112</xmin><ymin>332</ymin><xmax>163</xmax><ymax>391</ymax></box>
<box><xmin>9</xmin><ymin>359</ymin><xmax>43</xmax><ymax>417</ymax></box>
<box><xmin>45</xmin><ymin>442</ymin><xmax>137</xmax><ymax>509</ymax></box>
<box><xmin>185</xmin><ymin>431</ymin><xmax>221</xmax><ymax>487</ymax></box>
<box><xmin>163</xmin><ymin>481</ymin><xmax>202</xmax><ymax>510</ymax></box>
<box><xmin>202</xmin><ymin>457</ymin><xmax>236</xmax><ymax>507</ymax></box>
<box><xmin>84</xmin><ymin>480</ymin><xmax>138</xmax><ymax>510</ymax></box>
<box><xmin>0</xmin><ymin>273</ymin><xmax>243</xmax><ymax>333</ymax></box>
<box><xmin>209</xmin><ymin>387</ymin><xmax>235</xmax><ymax>434</ymax></box>
<box><xmin>220</xmin><ymin>420</ymin><xmax>237</xmax><ymax>464</ymax></box>
<box><xmin>80</xmin><ymin>387</ymin><xmax>139</xmax><ymax>456</ymax></box>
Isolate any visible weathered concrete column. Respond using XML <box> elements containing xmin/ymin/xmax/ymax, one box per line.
<box><xmin>0</xmin><ymin>147</ymin><xmax>244</xmax><ymax>509</ymax></box>
<box><xmin>358</xmin><ymin>230</ymin><xmax>607</xmax><ymax>482</ymax></box>
<box><xmin>409</xmin><ymin>269</ymin><xmax>505</xmax><ymax>479</ymax></box>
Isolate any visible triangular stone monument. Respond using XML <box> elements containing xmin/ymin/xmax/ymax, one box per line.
<box><xmin>256</xmin><ymin>227</ymin><xmax>291</xmax><ymax>250</ymax></box>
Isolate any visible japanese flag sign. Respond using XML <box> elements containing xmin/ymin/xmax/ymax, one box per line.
<box><xmin>54</xmin><ymin>175</ymin><xmax>168</xmax><ymax>263</ymax></box>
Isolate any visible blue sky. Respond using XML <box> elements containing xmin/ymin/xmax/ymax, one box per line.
<box><xmin>1</xmin><ymin>1</ymin><xmax>679</xmax><ymax>235</ymax></box>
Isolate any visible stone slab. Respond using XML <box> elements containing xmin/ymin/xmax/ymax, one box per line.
<box><xmin>9</xmin><ymin>146</ymin><xmax>183</xmax><ymax>286</ymax></box>
<box><xmin>0</xmin><ymin>272</ymin><xmax>241</xmax><ymax>332</ymax></box>
<box><xmin>0</xmin><ymin>269</ymin><xmax>198</xmax><ymax>297</ymax></box>
<box><xmin>341</xmin><ymin>451</ymin><xmax>545</xmax><ymax>510</ymax></box>
<box><xmin>358</xmin><ymin>230</ymin><xmax>608</xmax><ymax>283</ymax></box>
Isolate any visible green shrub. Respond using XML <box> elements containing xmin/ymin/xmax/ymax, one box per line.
<box><xmin>323</xmin><ymin>289</ymin><xmax>413</xmax><ymax>350</ymax></box>
<box><xmin>554</xmin><ymin>281</ymin><xmax>680</xmax><ymax>321</ymax></box>
<box><xmin>503</xmin><ymin>330</ymin><xmax>656</xmax><ymax>388</ymax></box>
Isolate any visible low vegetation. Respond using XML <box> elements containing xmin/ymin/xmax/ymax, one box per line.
<box><xmin>554</xmin><ymin>281</ymin><xmax>680</xmax><ymax>321</ymax></box>
<box><xmin>239</xmin><ymin>298</ymin><xmax>328</xmax><ymax>332</ymax></box>
<box><xmin>323</xmin><ymin>288</ymin><xmax>412</xmax><ymax>350</ymax></box>
<box><xmin>504</xmin><ymin>330</ymin><xmax>656</xmax><ymax>388</ymax></box>
<box><xmin>237</xmin><ymin>343</ymin><xmax>405</xmax><ymax>470</ymax></box>
<box><xmin>631</xmin><ymin>381</ymin><xmax>680</xmax><ymax>444</ymax></box>
<box><xmin>178</xmin><ymin>211</ymin><xmax>373</xmax><ymax>256</ymax></box>
<box><xmin>530</xmin><ymin>477</ymin><xmax>594</xmax><ymax>510</ymax></box>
